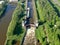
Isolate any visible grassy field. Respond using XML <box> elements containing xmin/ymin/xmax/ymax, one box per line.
<box><xmin>35</xmin><ymin>0</ymin><xmax>60</xmax><ymax>45</ymax></box>
<box><xmin>58</xmin><ymin>0</ymin><xmax>60</xmax><ymax>2</ymax></box>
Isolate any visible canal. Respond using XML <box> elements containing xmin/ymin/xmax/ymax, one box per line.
<box><xmin>0</xmin><ymin>3</ymin><xmax>16</xmax><ymax>45</ymax></box>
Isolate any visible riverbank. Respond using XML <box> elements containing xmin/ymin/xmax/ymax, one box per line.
<box><xmin>0</xmin><ymin>4</ymin><xmax>16</xmax><ymax>45</ymax></box>
<box><xmin>35</xmin><ymin>0</ymin><xmax>60</xmax><ymax>45</ymax></box>
<box><xmin>5</xmin><ymin>1</ymin><xmax>26</xmax><ymax>45</ymax></box>
<box><xmin>52</xmin><ymin>0</ymin><xmax>60</xmax><ymax>12</ymax></box>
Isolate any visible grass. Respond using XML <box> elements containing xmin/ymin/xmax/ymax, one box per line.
<box><xmin>58</xmin><ymin>0</ymin><xmax>60</xmax><ymax>2</ymax></box>
<box><xmin>35</xmin><ymin>0</ymin><xmax>60</xmax><ymax>45</ymax></box>
<box><xmin>51</xmin><ymin>0</ymin><xmax>60</xmax><ymax>12</ymax></box>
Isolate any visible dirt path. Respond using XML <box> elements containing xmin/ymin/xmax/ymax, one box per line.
<box><xmin>23</xmin><ymin>27</ymin><xmax>37</xmax><ymax>45</ymax></box>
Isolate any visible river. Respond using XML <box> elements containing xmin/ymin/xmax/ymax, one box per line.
<box><xmin>0</xmin><ymin>3</ymin><xmax>16</xmax><ymax>45</ymax></box>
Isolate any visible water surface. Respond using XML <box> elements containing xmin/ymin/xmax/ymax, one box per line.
<box><xmin>0</xmin><ymin>4</ymin><xmax>16</xmax><ymax>45</ymax></box>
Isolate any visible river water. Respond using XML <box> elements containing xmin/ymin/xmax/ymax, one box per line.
<box><xmin>0</xmin><ymin>4</ymin><xmax>16</xmax><ymax>45</ymax></box>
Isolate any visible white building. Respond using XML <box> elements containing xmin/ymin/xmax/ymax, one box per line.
<box><xmin>0</xmin><ymin>1</ymin><xmax>4</xmax><ymax>4</ymax></box>
<box><xmin>9</xmin><ymin>0</ymin><xmax>18</xmax><ymax>2</ymax></box>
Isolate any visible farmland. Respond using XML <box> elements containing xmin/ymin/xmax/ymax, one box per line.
<box><xmin>35</xmin><ymin>0</ymin><xmax>60</xmax><ymax>45</ymax></box>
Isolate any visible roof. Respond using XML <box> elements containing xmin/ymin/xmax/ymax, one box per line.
<box><xmin>9</xmin><ymin>0</ymin><xmax>18</xmax><ymax>2</ymax></box>
<box><xmin>0</xmin><ymin>1</ymin><xmax>4</xmax><ymax>4</ymax></box>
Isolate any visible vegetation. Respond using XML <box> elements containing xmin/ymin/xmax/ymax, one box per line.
<box><xmin>5</xmin><ymin>1</ymin><xmax>26</xmax><ymax>45</ymax></box>
<box><xmin>3</xmin><ymin>0</ymin><xmax>60</xmax><ymax>45</ymax></box>
<box><xmin>35</xmin><ymin>0</ymin><xmax>60</xmax><ymax>45</ymax></box>
<box><xmin>58</xmin><ymin>0</ymin><xmax>60</xmax><ymax>2</ymax></box>
<box><xmin>51</xmin><ymin>0</ymin><xmax>60</xmax><ymax>13</ymax></box>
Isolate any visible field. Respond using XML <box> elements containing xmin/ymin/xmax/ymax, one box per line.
<box><xmin>35</xmin><ymin>0</ymin><xmax>60</xmax><ymax>45</ymax></box>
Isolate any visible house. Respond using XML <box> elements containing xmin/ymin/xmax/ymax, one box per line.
<box><xmin>0</xmin><ymin>1</ymin><xmax>4</xmax><ymax>4</ymax></box>
<box><xmin>9</xmin><ymin>0</ymin><xmax>18</xmax><ymax>2</ymax></box>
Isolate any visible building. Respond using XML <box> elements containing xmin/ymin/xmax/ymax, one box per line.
<box><xmin>0</xmin><ymin>1</ymin><xmax>4</xmax><ymax>4</ymax></box>
<box><xmin>9</xmin><ymin>0</ymin><xmax>18</xmax><ymax>2</ymax></box>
